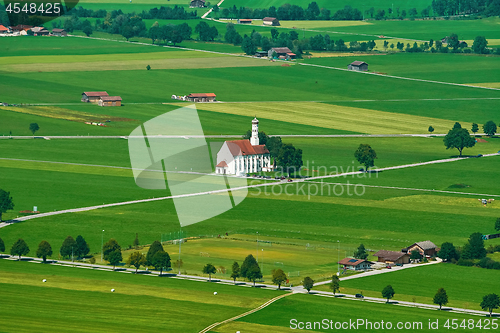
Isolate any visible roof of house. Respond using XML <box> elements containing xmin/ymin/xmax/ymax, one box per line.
<box><xmin>350</xmin><ymin>61</ymin><xmax>368</xmax><ymax>66</ymax></box>
<box><xmin>100</xmin><ymin>96</ymin><xmax>122</xmax><ymax>101</ymax></box>
<box><xmin>187</xmin><ymin>93</ymin><xmax>216</xmax><ymax>98</ymax></box>
<box><xmin>216</xmin><ymin>161</ymin><xmax>228</xmax><ymax>167</ymax></box>
<box><xmin>338</xmin><ymin>258</ymin><xmax>372</xmax><ymax>266</ymax></box>
<box><xmin>374</xmin><ymin>250</ymin><xmax>408</xmax><ymax>261</ymax></box>
<box><xmin>11</xmin><ymin>25</ymin><xmax>33</xmax><ymax>31</ymax></box>
<box><xmin>31</xmin><ymin>27</ymin><xmax>48</xmax><ymax>32</ymax></box>
<box><xmin>287</xmin><ymin>52</ymin><xmax>296</xmax><ymax>56</ymax></box>
<box><xmin>0</xmin><ymin>25</ymin><xmax>9</xmax><ymax>31</ymax></box>
<box><xmin>83</xmin><ymin>91</ymin><xmax>109</xmax><ymax>97</ymax></box>
<box><xmin>263</xmin><ymin>17</ymin><xmax>278</xmax><ymax>21</ymax></box>
<box><xmin>407</xmin><ymin>240</ymin><xmax>437</xmax><ymax>251</ymax></box>
<box><xmin>52</xmin><ymin>28</ymin><xmax>66</xmax><ymax>33</ymax></box>
<box><xmin>271</xmin><ymin>47</ymin><xmax>292</xmax><ymax>54</ymax></box>
<box><xmin>238</xmin><ymin>19</ymin><xmax>252</xmax><ymax>21</ymax></box>
<box><xmin>226</xmin><ymin>140</ymin><xmax>269</xmax><ymax>156</ymax></box>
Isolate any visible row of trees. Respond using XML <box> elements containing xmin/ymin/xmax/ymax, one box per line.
<box><xmin>63</xmin><ymin>6</ymin><xmax>198</xmax><ymax>20</ymax></box>
<box><xmin>432</xmin><ymin>0</ymin><xmax>500</xmax><ymax>17</ymax></box>
<box><xmin>443</xmin><ymin>121</ymin><xmax>499</xmax><ymax>157</ymax></box>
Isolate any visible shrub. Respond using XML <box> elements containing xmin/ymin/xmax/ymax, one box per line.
<box><xmin>457</xmin><ymin>258</ymin><xmax>474</xmax><ymax>266</ymax></box>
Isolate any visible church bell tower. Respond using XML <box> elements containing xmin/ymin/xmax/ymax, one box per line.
<box><xmin>250</xmin><ymin>117</ymin><xmax>259</xmax><ymax>146</ymax></box>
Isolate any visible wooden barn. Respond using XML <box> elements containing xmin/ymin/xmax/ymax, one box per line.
<box><xmin>186</xmin><ymin>93</ymin><xmax>216</xmax><ymax>102</ymax></box>
<box><xmin>52</xmin><ymin>28</ymin><xmax>68</xmax><ymax>37</ymax></box>
<box><xmin>373</xmin><ymin>250</ymin><xmax>410</xmax><ymax>265</ymax></box>
<box><xmin>268</xmin><ymin>47</ymin><xmax>295</xmax><ymax>60</ymax></box>
<box><xmin>262</xmin><ymin>17</ymin><xmax>280</xmax><ymax>26</ymax></box>
<box><xmin>348</xmin><ymin>61</ymin><xmax>368</xmax><ymax>71</ymax></box>
<box><xmin>403</xmin><ymin>240</ymin><xmax>437</xmax><ymax>257</ymax></box>
<box><xmin>237</xmin><ymin>19</ymin><xmax>252</xmax><ymax>24</ymax></box>
<box><xmin>98</xmin><ymin>96</ymin><xmax>122</xmax><ymax>107</ymax></box>
<box><xmin>82</xmin><ymin>92</ymin><xmax>109</xmax><ymax>103</ymax></box>
<box><xmin>189</xmin><ymin>0</ymin><xmax>205</xmax><ymax>7</ymax></box>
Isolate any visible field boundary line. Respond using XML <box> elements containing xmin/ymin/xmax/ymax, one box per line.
<box><xmin>198</xmin><ymin>292</ymin><xmax>292</xmax><ymax>333</ymax></box>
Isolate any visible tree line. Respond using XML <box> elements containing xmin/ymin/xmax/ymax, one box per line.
<box><xmin>432</xmin><ymin>0</ymin><xmax>500</xmax><ymax>17</ymax></box>
<box><xmin>64</xmin><ymin>6</ymin><xmax>198</xmax><ymax>20</ymax></box>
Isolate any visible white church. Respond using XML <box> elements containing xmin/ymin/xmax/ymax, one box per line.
<box><xmin>216</xmin><ymin>118</ymin><xmax>272</xmax><ymax>176</ymax></box>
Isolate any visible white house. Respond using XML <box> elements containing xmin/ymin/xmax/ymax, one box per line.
<box><xmin>216</xmin><ymin>118</ymin><xmax>271</xmax><ymax>176</ymax></box>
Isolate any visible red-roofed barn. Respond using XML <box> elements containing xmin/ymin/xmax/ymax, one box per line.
<box><xmin>82</xmin><ymin>91</ymin><xmax>109</xmax><ymax>103</ymax></box>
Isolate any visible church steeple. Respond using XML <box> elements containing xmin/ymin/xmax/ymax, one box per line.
<box><xmin>250</xmin><ymin>117</ymin><xmax>259</xmax><ymax>146</ymax></box>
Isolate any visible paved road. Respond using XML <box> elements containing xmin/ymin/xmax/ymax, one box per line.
<box><xmin>1</xmin><ymin>255</ymin><xmax>494</xmax><ymax>318</ymax></box>
<box><xmin>3</xmin><ymin>153</ymin><xmax>498</xmax><ymax>227</ymax></box>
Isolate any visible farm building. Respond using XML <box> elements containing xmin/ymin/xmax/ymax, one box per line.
<box><xmin>237</xmin><ymin>19</ymin><xmax>252</xmax><ymax>24</ymax></box>
<box><xmin>0</xmin><ymin>25</ymin><xmax>10</xmax><ymax>34</ymax></box>
<box><xmin>98</xmin><ymin>96</ymin><xmax>122</xmax><ymax>107</ymax></box>
<box><xmin>373</xmin><ymin>250</ymin><xmax>410</xmax><ymax>265</ymax></box>
<box><xmin>338</xmin><ymin>258</ymin><xmax>374</xmax><ymax>271</ymax></box>
<box><xmin>268</xmin><ymin>47</ymin><xmax>296</xmax><ymax>60</ymax></box>
<box><xmin>52</xmin><ymin>28</ymin><xmax>67</xmax><ymax>37</ymax></box>
<box><xmin>189</xmin><ymin>0</ymin><xmax>205</xmax><ymax>7</ymax></box>
<box><xmin>262</xmin><ymin>17</ymin><xmax>280</xmax><ymax>26</ymax></box>
<box><xmin>186</xmin><ymin>93</ymin><xmax>216</xmax><ymax>102</ymax></box>
<box><xmin>403</xmin><ymin>240</ymin><xmax>437</xmax><ymax>257</ymax></box>
<box><xmin>216</xmin><ymin>118</ymin><xmax>271</xmax><ymax>176</ymax></box>
<box><xmin>31</xmin><ymin>27</ymin><xmax>49</xmax><ymax>36</ymax></box>
<box><xmin>254</xmin><ymin>51</ymin><xmax>268</xmax><ymax>57</ymax></box>
<box><xmin>348</xmin><ymin>61</ymin><xmax>368</xmax><ymax>71</ymax></box>
<box><xmin>11</xmin><ymin>25</ymin><xmax>32</xmax><ymax>32</ymax></box>
<box><xmin>82</xmin><ymin>92</ymin><xmax>109</xmax><ymax>103</ymax></box>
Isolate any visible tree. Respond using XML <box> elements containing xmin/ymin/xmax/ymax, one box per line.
<box><xmin>382</xmin><ymin>285</ymin><xmax>395</xmax><ymax>303</ymax></box>
<box><xmin>272</xmin><ymin>268</ymin><xmax>287</xmax><ymax>289</ymax></box>
<box><xmin>483</xmin><ymin>120</ymin><xmax>497</xmax><ymax>136</ymax></box>
<box><xmin>10</xmin><ymin>238</ymin><xmax>29</xmax><ymax>259</ymax></box>
<box><xmin>127</xmin><ymin>251</ymin><xmax>146</xmax><ymax>273</ymax></box>
<box><xmin>82</xmin><ymin>26</ymin><xmax>93</xmax><ymax>37</ymax></box>
<box><xmin>36</xmin><ymin>240</ymin><xmax>52</xmax><ymax>263</ymax></box>
<box><xmin>0</xmin><ymin>189</ymin><xmax>14</xmax><ymax>221</ymax></box>
<box><xmin>107</xmin><ymin>249</ymin><xmax>122</xmax><ymax>269</ymax></box>
<box><xmin>461</xmin><ymin>232</ymin><xmax>486</xmax><ymax>259</ymax></box>
<box><xmin>443</xmin><ymin>127</ymin><xmax>475</xmax><ymax>156</ymax></box>
<box><xmin>330</xmin><ymin>275</ymin><xmax>340</xmax><ymax>295</ymax></box>
<box><xmin>148</xmin><ymin>25</ymin><xmax>161</xmax><ymax>44</ymax></box>
<box><xmin>0</xmin><ymin>237</ymin><xmax>5</xmax><ymax>253</ymax></box>
<box><xmin>428</xmin><ymin>126</ymin><xmax>434</xmax><ymax>134</ymax></box>
<box><xmin>410</xmin><ymin>249</ymin><xmax>423</xmax><ymax>260</ymax></box>
<box><xmin>277</xmin><ymin>143</ymin><xmax>303</xmax><ymax>177</ymax></box>
<box><xmin>103</xmin><ymin>238</ymin><xmax>121</xmax><ymax>261</ymax></box>
<box><xmin>437</xmin><ymin>242</ymin><xmax>459</xmax><ymax>262</ymax></box>
<box><xmin>133</xmin><ymin>233</ymin><xmax>140</xmax><ymax>248</ymax></box>
<box><xmin>75</xmin><ymin>235</ymin><xmax>90</xmax><ymax>258</ymax></box>
<box><xmin>146</xmin><ymin>65</ymin><xmax>151</xmax><ymax>70</ymax></box>
<box><xmin>354</xmin><ymin>144</ymin><xmax>377</xmax><ymax>171</ymax></box>
<box><xmin>146</xmin><ymin>240</ymin><xmax>164</xmax><ymax>266</ymax></box>
<box><xmin>354</xmin><ymin>244</ymin><xmax>368</xmax><ymax>259</ymax></box>
<box><xmin>29</xmin><ymin>123</ymin><xmax>39</xmax><ymax>137</ymax></box>
<box><xmin>303</xmin><ymin>276</ymin><xmax>314</xmax><ymax>293</ymax></box>
<box><xmin>433</xmin><ymin>287</ymin><xmax>448</xmax><ymax>310</ymax></box>
<box><xmin>471</xmin><ymin>123</ymin><xmax>479</xmax><ymax>134</ymax></box>
<box><xmin>203</xmin><ymin>263</ymin><xmax>216</xmax><ymax>281</ymax></box>
<box><xmin>266</xmin><ymin>136</ymin><xmax>283</xmax><ymax>168</ymax></box>
<box><xmin>453</xmin><ymin>122</ymin><xmax>462</xmax><ymax>129</ymax></box>
<box><xmin>481</xmin><ymin>294</ymin><xmax>500</xmax><ymax>317</ymax></box>
<box><xmin>241</xmin><ymin>254</ymin><xmax>262</xmax><ymax>286</ymax></box>
<box><xmin>230</xmin><ymin>261</ymin><xmax>240</xmax><ymax>283</ymax></box>
<box><xmin>241</xmin><ymin>35</ymin><xmax>256</xmax><ymax>55</ymax></box>
<box><xmin>472</xmin><ymin>36</ymin><xmax>488</xmax><ymax>54</ymax></box>
<box><xmin>122</xmin><ymin>26</ymin><xmax>134</xmax><ymax>41</ymax></box>
<box><xmin>495</xmin><ymin>218</ymin><xmax>500</xmax><ymax>231</ymax></box>
<box><xmin>270</xmin><ymin>28</ymin><xmax>279</xmax><ymax>40</ymax></box>
<box><xmin>152</xmin><ymin>251</ymin><xmax>171</xmax><ymax>275</ymax></box>
<box><xmin>60</xmin><ymin>236</ymin><xmax>77</xmax><ymax>259</ymax></box>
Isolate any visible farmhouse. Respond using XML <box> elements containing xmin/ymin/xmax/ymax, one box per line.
<box><xmin>0</xmin><ymin>25</ymin><xmax>10</xmax><ymax>34</ymax></box>
<box><xmin>373</xmin><ymin>250</ymin><xmax>410</xmax><ymax>265</ymax></box>
<box><xmin>32</xmin><ymin>27</ymin><xmax>49</xmax><ymax>36</ymax></box>
<box><xmin>186</xmin><ymin>93</ymin><xmax>216</xmax><ymax>102</ymax></box>
<box><xmin>82</xmin><ymin>91</ymin><xmax>109</xmax><ymax>103</ymax></box>
<box><xmin>338</xmin><ymin>258</ymin><xmax>373</xmax><ymax>271</ymax></box>
<box><xmin>52</xmin><ymin>28</ymin><xmax>68</xmax><ymax>37</ymax></box>
<box><xmin>189</xmin><ymin>0</ymin><xmax>205</xmax><ymax>7</ymax></box>
<box><xmin>98</xmin><ymin>96</ymin><xmax>122</xmax><ymax>107</ymax></box>
<box><xmin>263</xmin><ymin>17</ymin><xmax>280</xmax><ymax>26</ymax></box>
<box><xmin>348</xmin><ymin>61</ymin><xmax>368</xmax><ymax>71</ymax></box>
<box><xmin>403</xmin><ymin>240</ymin><xmax>437</xmax><ymax>257</ymax></box>
<box><xmin>216</xmin><ymin>118</ymin><xmax>271</xmax><ymax>175</ymax></box>
<box><xmin>237</xmin><ymin>19</ymin><xmax>252</xmax><ymax>24</ymax></box>
<box><xmin>268</xmin><ymin>47</ymin><xmax>296</xmax><ymax>60</ymax></box>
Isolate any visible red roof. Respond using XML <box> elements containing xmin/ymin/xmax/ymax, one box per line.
<box><xmin>216</xmin><ymin>161</ymin><xmax>228</xmax><ymax>167</ymax></box>
<box><xmin>263</xmin><ymin>17</ymin><xmax>277</xmax><ymax>21</ymax></box>
<box><xmin>83</xmin><ymin>91</ymin><xmax>109</xmax><ymax>97</ymax></box>
<box><xmin>338</xmin><ymin>258</ymin><xmax>372</xmax><ymax>266</ymax></box>
<box><xmin>226</xmin><ymin>140</ymin><xmax>269</xmax><ymax>156</ymax></box>
<box><xmin>239</xmin><ymin>19</ymin><xmax>252</xmax><ymax>22</ymax></box>
<box><xmin>187</xmin><ymin>93</ymin><xmax>216</xmax><ymax>98</ymax></box>
<box><xmin>287</xmin><ymin>53</ymin><xmax>296</xmax><ymax>56</ymax></box>
<box><xmin>100</xmin><ymin>96</ymin><xmax>122</xmax><ymax>101</ymax></box>
<box><xmin>0</xmin><ymin>25</ymin><xmax>8</xmax><ymax>32</ymax></box>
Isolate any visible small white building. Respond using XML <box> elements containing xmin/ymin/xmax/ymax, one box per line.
<box><xmin>216</xmin><ymin>118</ymin><xmax>271</xmax><ymax>176</ymax></box>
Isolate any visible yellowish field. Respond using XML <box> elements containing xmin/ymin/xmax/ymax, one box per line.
<box><xmin>279</xmin><ymin>20</ymin><xmax>373</xmax><ymax>29</ymax></box>
<box><xmin>1</xmin><ymin>56</ymin><xmax>278</xmax><ymax>73</ymax></box>
<box><xmin>303</xmin><ymin>52</ymin><xmax>386</xmax><ymax>58</ymax></box>
<box><xmin>0</xmin><ymin>105</ymin><xmax>135</xmax><ymax>122</ymax></box>
<box><xmin>467</xmin><ymin>82</ymin><xmax>500</xmax><ymax>88</ymax></box>
<box><xmin>182</xmin><ymin>102</ymin><xmax>466</xmax><ymax>134</ymax></box>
